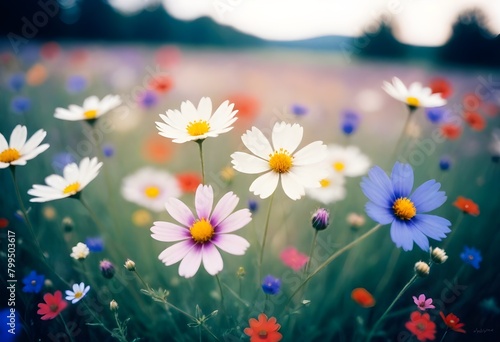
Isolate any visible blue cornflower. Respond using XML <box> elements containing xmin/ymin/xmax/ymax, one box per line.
<box><xmin>22</xmin><ymin>271</ymin><xmax>45</xmax><ymax>293</ymax></box>
<box><xmin>262</xmin><ymin>275</ymin><xmax>281</xmax><ymax>295</ymax></box>
<box><xmin>291</xmin><ymin>104</ymin><xmax>308</xmax><ymax>116</ymax></box>
<box><xmin>361</xmin><ymin>162</ymin><xmax>451</xmax><ymax>251</ymax></box>
<box><xmin>341</xmin><ymin>110</ymin><xmax>360</xmax><ymax>135</ymax></box>
<box><xmin>8</xmin><ymin>73</ymin><xmax>25</xmax><ymax>92</ymax></box>
<box><xmin>10</xmin><ymin>96</ymin><xmax>31</xmax><ymax>114</ymax></box>
<box><xmin>248</xmin><ymin>199</ymin><xmax>259</xmax><ymax>213</ymax></box>
<box><xmin>460</xmin><ymin>246</ymin><xmax>482</xmax><ymax>269</ymax></box>
<box><xmin>85</xmin><ymin>236</ymin><xmax>104</xmax><ymax>252</ymax></box>
<box><xmin>52</xmin><ymin>152</ymin><xmax>76</xmax><ymax>173</ymax></box>
<box><xmin>439</xmin><ymin>156</ymin><xmax>452</xmax><ymax>171</ymax></box>
<box><xmin>139</xmin><ymin>90</ymin><xmax>158</xmax><ymax>108</ymax></box>
<box><xmin>425</xmin><ymin>108</ymin><xmax>446</xmax><ymax>124</ymax></box>
<box><xmin>66</xmin><ymin>75</ymin><xmax>88</xmax><ymax>94</ymax></box>
<box><xmin>102</xmin><ymin>144</ymin><xmax>115</xmax><ymax>158</ymax></box>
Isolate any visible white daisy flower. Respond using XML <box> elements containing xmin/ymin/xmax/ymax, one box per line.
<box><xmin>306</xmin><ymin>171</ymin><xmax>346</xmax><ymax>205</ymax></box>
<box><xmin>65</xmin><ymin>282</ymin><xmax>90</xmax><ymax>303</ymax></box>
<box><xmin>382</xmin><ymin>77</ymin><xmax>446</xmax><ymax>108</ymax></box>
<box><xmin>54</xmin><ymin>95</ymin><xmax>122</xmax><ymax>121</ymax></box>
<box><xmin>156</xmin><ymin>97</ymin><xmax>238</xmax><ymax>143</ymax></box>
<box><xmin>0</xmin><ymin>125</ymin><xmax>49</xmax><ymax>168</ymax></box>
<box><xmin>28</xmin><ymin>157</ymin><xmax>102</xmax><ymax>202</ymax></box>
<box><xmin>231</xmin><ymin>122</ymin><xmax>328</xmax><ymax>200</ymax></box>
<box><xmin>70</xmin><ymin>242</ymin><xmax>89</xmax><ymax>260</ymax></box>
<box><xmin>327</xmin><ymin>145</ymin><xmax>370</xmax><ymax>177</ymax></box>
<box><xmin>121</xmin><ymin>167</ymin><xmax>182</xmax><ymax>212</ymax></box>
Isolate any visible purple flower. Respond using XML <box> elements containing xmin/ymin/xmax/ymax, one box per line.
<box><xmin>66</xmin><ymin>75</ymin><xmax>88</xmax><ymax>94</ymax></box>
<box><xmin>291</xmin><ymin>104</ymin><xmax>308</xmax><ymax>116</ymax></box>
<box><xmin>341</xmin><ymin>110</ymin><xmax>360</xmax><ymax>135</ymax></box>
<box><xmin>138</xmin><ymin>90</ymin><xmax>158</xmax><ymax>108</ymax></box>
<box><xmin>413</xmin><ymin>294</ymin><xmax>435</xmax><ymax>311</ymax></box>
<box><xmin>151</xmin><ymin>185</ymin><xmax>252</xmax><ymax>278</ymax></box>
<box><xmin>11</xmin><ymin>96</ymin><xmax>31</xmax><ymax>114</ymax></box>
<box><xmin>8</xmin><ymin>73</ymin><xmax>25</xmax><ymax>92</ymax></box>
<box><xmin>361</xmin><ymin>162</ymin><xmax>451</xmax><ymax>251</ymax></box>
<box><xmin>100</xmin><ymin>260</ymin><xmax>115</xmax><ymax>279</ymax></box>
<box><xmin>248</xmin><ymin>199</ymin><xmax>259</xmax><ymax>213</ymax></box>
<box><xmin>102</xmin><ymin>144</ymin><xmax>115</xmax><ymax>158</ymax></box>
<box><xmin>311</xmin><ymin>208</ymin><xmax>330</xmax><ymax>231</ymax></box>
<box><xmin>439</xmin><ymin>156</ymin><xmax>452</xmax><ymax>171</ymax></box>
<box><xmin>22</xmin><ymin>270</ymin><xmax>45</xmax><ymax>293</ymax></box>
<box><xmin>262</xmin><ymin>275</ymin><xmax>281</xmax><ymax>295</ymax></box>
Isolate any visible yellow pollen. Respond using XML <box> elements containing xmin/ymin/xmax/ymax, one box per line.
<box><xmin>186</xmin><ymin>120</ymin><xmax>210</xmax><ymax>136</ymax></box>
<box><xmin>269</xmin><ymin>148</ymin><xmax>293</xmax><ymax>173</ymax></box>
<box><xmin>393</xmin><ymin>197</ymin><xmax>417</xmax><ymax>220</ymax></box>
<box><xmin>449</xmin><ymin>319</ymin><xmax>455</xmax><ymax>324</ymax></box>
<box><xmin>63</xmin><ymin>182</ymin><xmax>81</xmax><ymax>195</ymax></box>
<box><xmin>190</xmin><ymin>218</ymin><xmax>214</xmax><ymax>243</ymax></box>
<box><xmin>320</xmin><ymin>179</ymin><xmax>331</xmax><ymax>188</ymax></box>
<box><xmin>0</xmin><ymin>148</ymin><xmax>21</xmax><ymax>163</ymax></box>
<box><xmin>333</xmin><ymin>161</ymin><xmax>345</xmax><ymax>172</ymax></box>
<box><xmin>406</xmin><ymin>97</ymin><xmax>420</xmax><ymax>107</ymax></box>
<box><xmin>83</xmin><ymin>109</ymin><xmax>98</xmax><ymax>119</ymax></box>
<box><xmin>74</xmin><ymin>292</ymin><xmax>82</xmax><ymax>299</ymax></box>
<box><xmin>144</xmin><ymin>186</ymin><xmax>160</xmax><ymax>198</ymax></box>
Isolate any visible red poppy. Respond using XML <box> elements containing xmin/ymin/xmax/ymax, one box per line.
<box><xmin>40</xmin><ymin>42</ymin><xmax>60</xmax><ymax>60</ymax></box>
<box><xmin>142</xmin><ymin>135</ymin><xmax>173</xmax><ymax>163</ymax></box>
<box><xmin>227</xmin><ymin>94</ymin><xmax>260</xmax><ymax>125</ymax></box>
<box><xmin>440</xmin><ymin>123</ymin><xmax>462</xmax><ymax>140</ymax></box>
<box><xmin>464</xmin><ymin>111</ymin><xmax>485</xmax><ymax>131</ymax></box>
<box><xmin>176</xmin><ymin>172</ymin><xmax>202</xmax><ymax>193</ymax></box>
<box><xmin>351</xmin><ymin>288</ymin><xmax>375</xmax><ymax>308</ymax></box>
<box><xmin>453</xmin><ymin>196</ymin><xmax>480</xmax><ymax>216</ymax></box>
<box><xmin>37</xmin><ymin>290</ymin><xmax>68</xmax><ymax>320</ymax></box>
<box><xmin>429</xmin><ymin>78</ymin><xmax>452</xmax><ymax>99</ymax></box>
<box><xmin>405</xmin><ymin>311</ymin><xmax>437</xmax><ymax>342</ymax></box>
<box><xmin>244</xmin><ymin>313</ymin><xmax>282</xmax><ymax>342</ymax></box>
<box><xmin>0</xmin><ymin>218</ymin><xmax>9</xmax><ymax>229</ymax></box>
<box><xmin>482</xmin><ymin>102</ymin><xmax>499</xmax><ymax>117</ymax></box>
<box><xmin>462</xmin><ymin>93</ymin><xmax>482</xmax><ymax>112</ymax></box>
<box><xmin>149</xmin><ymin>75</ymin><xmax>174</xmax><ymax>94</ymax></box>
<box><xmin>154</xmin><ymin>46</ymin><xmax>181</xmax><ymax>68</ymax></box>
<box><xmin>440</xmin><ymin>312</ymin><xmax>466</xmax><ymax>333</ymax></box>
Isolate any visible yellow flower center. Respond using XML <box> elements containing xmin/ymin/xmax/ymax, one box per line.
<box><xmin>63</xmin><ymin>182</ymin><xmax>81</xmax><ymax>195</ymax></box>
<box><xmin>406</xmin><ymin>97</ymin><xmax>420</xmax><ymax>107</ymax></box>
<box><xmin>186</xmin><ymin>120</ymin><xmax>210</xmax><ymax>137</ymax></box>
<box><xmin>333</xmin><ymin>161</ymin><xmax>345</xmax><ymax>172</ymax></box>
<box><xmin>144</xmin><ymin>186</ymin><xmax>160</xmax><ymax>198</ymax></box>
<box><xmin>83</xmin><ymin>109</ymin><xmax>98</xmax><ymax>119</ymax></box>
<box><xmin>190</xmin><ymin>218</ymin><xmax>214</xmax><ymax>243</ymax></box>
<box><xmin>0</xmin><ymin>148</ymin><xmax>21</xmax><ymax>163</ymax></box>
<box><xmin>393</xmin><ymin>197</ymin><xmax>416</xmax><ymax>220</ymax></box>
<box><xmin>449</xmin><ymin>319</ymin><xmax>455</xmax><ymax>324</ymax></box>
<box><xmin>74</xmin><ymin>291</ymin><xmax>83</xmax><ymax>299</ymax></box>
<box><xmin>320</xmin><ymin>179</ymin><xmax>330</xmax><ymax>188</ymax></box>
<box><xmin>49</xmin><ymin>304</ymin><xmax>58</xmax><ymax>312</ymax></box>
<box><xmin>269</xmin><ymin>148</ymin><xmax>293</xmax><ymax>173</ymax></box>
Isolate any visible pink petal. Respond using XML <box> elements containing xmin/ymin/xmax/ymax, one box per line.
<box><xmin>195</xmin><ymin>185</ymin><xmax>213</xmax><ymax>220</ymax></box>
<box><xmin>216</xmin><ymin>209</ymin><xmax>252</xmax><ymax>233</ymax></box>
<box><xmin>418</xmin><ymin>294</ymin><xmax>426</xmax><ymax>302</ymax></box>
<box><xmin>413</xmin><ymin>296</ymin><xmax>419</xmax><ymax>306</ymax></box>
<box><xmin>151</xmin><ymin>222</ymin><xmax>190</xmax><ymax>242</ymax></box>
<box><xmin>210</xmin><ymin>191</ymin><xmax>239</xmax><ymax>227</ymax></box>
<box><xmin>165</xmin><ymin>198</ymin><xmax>195</xmax><ymax>227</ymax></box>
<box><xmin>158</xmin><ymin>240</ymin><xmax>194</xmax><ymax>265</ymax></box>
<box><xmin>212</xmin><ymin>234</ymin><xmax>250</xmax><ymax>255</ymax></box>
<box><xmin>202</xmin><ymin>243</ymin><xmax>223</xmax><ymax>275</ymax></box>
<box><xmin>178</xmin><ymin>246</ymin><xmax>202</xmax><ymax>278</ymax></box>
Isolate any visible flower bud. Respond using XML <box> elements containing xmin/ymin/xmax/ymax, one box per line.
<box><xmin>312</xmin><ymin>208</ymin><xmax>330</xmax><ymax>231</ymax></box>
<box><xmin>346</xmin><ymin>213</ymin><xmax>365</xmax><ymax>229</ymax></box>
<box><xmin>124</xmin><ymin>259</ymin><xmax>136</xmax><ymax>271</ymax></box>
<box><xmin>100</xmin><ymin>259</ymin><xmax>116</xmax><ymax>279</ymax></box>
<box><xmin>62</xmin><ymin>217</ymin><xmax>74</xmax><ymax>232</ymax></box>
<box><xmin>110</xmin><ymin>300</ymin><xmax>119</xmax><ymax>311</ymax></box>
<box><xmin>430</xmin><ymin>247</ymin><xmax>448</xmax><ymax>264</ymax></box>
<box><xmin>237</xmin><ymin>266</ymin><xmax>246</xmax><ymax>278</ymax></box>
<box><xmin>414</xmin><ymin>261</ymin><xmax>430</xmax><ymax>277</ymax></box>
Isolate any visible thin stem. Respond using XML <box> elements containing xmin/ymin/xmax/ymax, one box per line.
<box><xmin>83</xmin><ymin>301</ymin><xmax>114</xmax><ymax>335</ymax></box>
<box><xmin>114</xmin><ymin>312</ymin><xmax>129</xmax><ymax>342</ymax></box>
<box><xmin>59</xmin><ymin>315</ymin><xmax>76</xmax><ymax>342</ymax></box>
<box><xmin>442</xmin><ymin>212</ymin><xmax>464</xmax><ymax>249</ymax></box>
<box><xmin>391</xmin><ymin>109</ymin><xmax>414</xmax><ymax>162</ymax></box>
<box><xmin>133</xmin><ymin>269</ymin><xmax>150</xmax><ymax>290</ymax></box>
<box><xmin>215</xmin><ymin>274</ymin><xmax>225</xmax><ymax>308</ymax></box>
<box><xmin>259</xmin><ymin>193</ymin><xmax>275</xmax><ymax>281</ymax></box>
<box><xmin>166</xmin><ymin>302</ymin><xmax>197</xmax><ymax>321</ymax></box>
<box><xmin>202</xmin><ymin>325</ymin><xmax>222</xmax><ymax>342</ymax></box>
<box><xmin>366</xmin><ymin>274</ymin><xmax>418</xmax><ymax>342</ymax></box>
<box><xmin>284</xmin><ymin>224</ymin><xmax>383</xmax><ymax>311</ymax></box>
<box><xmin>304</xmin><ymin>230</ymin><xmax>319</xmax><ymax>277</ymax></box>
<box><xmin>439</xmin><ymin>329</ymin><xmax>449</xmax><ymax>342</ymax></box>
<box><xmin>197</xmin><ymin>140</ymin><xmax>205</xmax><ymax>184</ymax></box>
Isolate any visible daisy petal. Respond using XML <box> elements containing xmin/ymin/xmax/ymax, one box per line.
<box><xmin>390</xmin><ymin>220</ymin><xmax>414</xmax><ymax>251</ymax></box>
<box><xmin>216</xmin><ymin>209</ymin><xmax>252</xmax><ymax>233</ymax></box>
<box><xmin>249</xmin><ymin>172</ymin><xmax>279</xmax><ymax>199</ymax></box>
<box><xmin>195</xmin><ymin>185</ymin><xmax>213</xmax><ymax>220</ymax></box>
<box><xmin>165</xmin><ymin>198</ymin><xmax>195</xmax><ymax>227</ymax></box>
<box><xmin>272</xmin><ymin>122</ymin><xmax>303</xmax><ymax>153</ymax></box>
<box><xmin>158</xmin><ymin>240</ymin><xmax>194</xmax><ymax>265</ymax></box>
<box><xmin>241</xmin><ymin>126</ymin><xmax>273</xmax><ymax>160</ymax></box>
<box><xmin>178</xmin><ymin>245</ymin><xmax>202</xmax><ymax>278</ymax></box>
<box><xmin>202</xmin><ymin>243</ymin><xmax>223</xmax><ymax>275</ymax></box>
<box><xmin>212</xmin><ymin>234</ymin><xmax>250</xmax><ymax>255</ymax></box>
<box><xmin>230</xmin><ymin>152</ymin><xmax>270</xmax><ymax>174</ymax></box>
<box><xmin>211</xmin><ymin>191</ymin><xmax>239</xmax><ymax>227</ymax></box>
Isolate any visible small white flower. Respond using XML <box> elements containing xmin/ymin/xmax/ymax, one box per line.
<box><xmin>28</xmin><ymin>157</ymin><xmax>102</xmax><ymax>202</ymax></box>
<box><xmin>231</xmin><ymin>122</ymin><xmax>328</xmax><ymax>200</ymax></box>
<box><xmin>70</xmin><ymin>242</ymin><xmax>89</xmax><ymax>260</ymax></box>
<box><xmin>156</xmin><ymin>97</ymin><xmax>238</xmax><ymax>143</ymax></box>
<box><xmin>0</xmin><ymin>125</ymin><xmax>49</xmax><ymax>168</ymax></box>
<box><xmin>382</xmin><ymin>77</ymin><xmax>446</xmax><ymax>108</ymax></box>
<box><xmin>306</xmin><ymin>172</ymin><xmax>346</xmax><ymax>204</ymax></box>
<box><xmin>65</xmin><ymin>282</ymin><xmax>90</xmax><ymax>303</ymax></box>
<box><xmin>327</xmin><ymin>145</ymin><xmax>370</xmax><ymax>177</ymax></box>
<box><xmin>121</xmin><ymin>167</ymin><xmax>181</xmax><ymax>212</ymax></box>
<box><xmin>54</xmin><ymin>95</ymin><xmax>121</xmax><ymax>121</ymax></box>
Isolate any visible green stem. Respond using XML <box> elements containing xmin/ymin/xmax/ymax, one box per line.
<box><xmin>442</xmin><ymin>212</ymin><xmax>464</xmax><ymax>249</ymax></box>
<box><xmin>83</xmin><ymin>301</ymin><xmax>114</xmax><ymax>335</ymax></box>
<box><xmin>304</xmin><ymin>230</ymin><xmax>319</xmax><ymax>277</ymax></box>
<box><xmin>391</xmin><ymin>109</ymin><xmax>414</xmax><ymax>162</ymax></box>
<box><xmin>197</xmin><ymin>140</ymin><xmax>205</xmax><ymax>184</ymax></box>
<box><xmin>215</xmin><ymin>274</ymin><xmax>225</xmax><ymax>308</ymax></box>
<box><xmin>259</xmin><ymin>193</ymin><xmax>275</xmax><ymax>281</ymax></box>
<box><xmin>114</xmin><ymin>312</ymin><xmax>129</xmax><ymax>342</ymax></box>
<box><xmin>366</xmin><ymin>274</ymin><xmax>418</xmax><ymax>342</ymax></box>
<box><xmin>284</xmin><ymin>223</ymin><xmax>382</xmax><ymax>311</ymax></box>
<box><xmin>133</xmin><ymin>269</ymin><xmax>150</xmax><ymax>290</ymax></box>
<box><xmin>439</xmin><ymin>329</ymin><xmax>449</xmax><ymax>342</ymax></box>
<box><xmin>59</xmin><ymin>314</ymin><xmax>76</xmax><ymax>342</ymax></box>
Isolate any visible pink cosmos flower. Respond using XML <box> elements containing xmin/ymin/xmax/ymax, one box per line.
<box><xmin>413</xmin><ymin>294</ymin><xmax>435</xmax><ymax>311</ymax></box>
<box><xmin>280</xmin><ymin>247</ymin><xmax>309</xmax><ymax>271</ymax></box>
<box><xmin>151</xmin><ymin>184</ymin><xmax>251</xmax><ymax>278</ymax></box>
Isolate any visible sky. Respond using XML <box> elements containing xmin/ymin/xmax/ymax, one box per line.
<box><xmin>107</xmin><ymin>0</ymin><xmax>500</xmax><ymax>47</ymax></box>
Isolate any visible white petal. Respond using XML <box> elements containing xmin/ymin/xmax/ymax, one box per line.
<box><xmin>281</xmin><ymin>172</ymin><xmax>305</xmax><ymax>200</ymax></box>
<box><xmin>230</xmin><ymin>152</ymin><xmax>269</xmax><ymax>174</ymax></box>
<box><xmin>151</xmin><ymin>222</ymin><xmax>190</xmax><ymax>242</ymax></box>
<box><xmin>202</xmin><ymin>243</ymin><xmax>223</xmax><ymax>275</ymax></box>
<box><xmin>241</xmin><ymin>126</ymin><xmax>273</xmax><ymax>160</ymax></box>
<box><xmin>197</xmin><ymin>97</ymin><xmax>212</xmax><ymax>121</ymax></box>
<box><xmin>293</xmin><ymin>141</ymin><xmax>327</xmax><ymax>166</ymax></box>
<box><xmin>10</xmin><ymin>125</ymin><xmax>27</xmax><ymax>150</ymax></box>
<box><xmin>211</xmin><ymin>191</ymin><xmax>239</xmax><ymax>227</ymax></box>
<box><xmin>212</xmin><ymin>234</ymin><xmax>250</xmax><ymax>255</ymax></box>
<box><xmin>178</xmin><ymin>246</ymin><xmax>202</xmax><ymax>278</ymax></box>
<box><xmin>216</xmin><ymin>209</ymin><xmax>252</xmax><ymax>234</ymax></box>
<box><xmin>249</xmin><ymin>172</ymin><xmax>279</xmax><ymax>199</ymax></box>
<box><xmin>165</xmin><ymin>198</ymin><xmax>195</xmax><ymax>227</ymax></box>
<box><xmin>158</xmin><ymin>240</ymin><xmax>193</xmax><ymax>265</ymax></box>
<box><xmin>272</xmin><ymin>122</ymin><xmax>303</xmax><ymax>153</ymax></box>
<box><xmin>195</xmin><ymin>185</ymin><xmax>213</xmax><ymax>220</ymax></box>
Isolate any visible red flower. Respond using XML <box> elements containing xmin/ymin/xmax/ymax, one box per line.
<box><xmin>405</xmin><ymin>311</ymin><xmax>437</xmax><ymax>342</ymax></box>
<box><xmin>453</xmin><ymin>196</ymin><xmax>480</xmax><ymax>216</ymax></box>
<box><xmin>0</xmin><ymin>218</ymin><xmax>9</xmax><ymax>229</ymax></box>
<box><xmin>440</xmin><ymin>123</ymin><xmax>462</xmax><ymax>140</ymax></box>
<box><xmin>462</xmin><ymin>93</ymin><xmax>482</xmax><ymax>112</ymax></box>
<box><xmin>440</xmin><ymin>312</ymin><xmax>466</xmax><ymax>333</ymax></box>
<box><xmin>37</xmin><ymin>290</ymin><xmax>68</xmax><ymax>320</ymax></box>
<box><xmin>142</xmin><ymin>135</ymin><xmax>173</xmax><ymax>163</ymax></box>
<box><xmin>464</xmin><ymin>111</ymin><xmax>485</xmax><ymax>131</ymax></box>
<box><xmin>351</xmin><ymin>288</ymin><xmax>375</xmax><ymax>308</ymax></box>
<box><xmin>429</xmin><ymin>78</ymin><xmax>453</xmax><ymax>99</ymax></box>
<box><xmin>149</xmin><ymin>75</ymin><xmax>174</xmax><ymax>94</ymax></box>
<box><xmin>176</xmin><ymin>172</ymin><xmax>202</xmax><ymax>193</ymax></box>
<box><xmin>227</xmin><ymin>94</ymin><xmax>260</xmax><ymax>125</ymax></box>
<box><xmin>244</xmin><ymin>313</ymin><xmax>282</xmax><ymax>342</ymax></box>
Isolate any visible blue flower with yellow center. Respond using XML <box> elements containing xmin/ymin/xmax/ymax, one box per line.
<box><xmin>22</xmin><ymin>270</ymin><xmax>45</xmax><ymax>293</ymax></box>
<box><xmin>460</xmin><ymin>246</ymin><xmax>482</xmax><ymax>269</ymax></box>
<box><xmin>361</xmin><ymin>162</ymin><xmax>451</xmax><ymax>251</ymax></box>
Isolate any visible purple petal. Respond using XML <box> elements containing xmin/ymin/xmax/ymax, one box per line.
<box><xmin>216</xmin><ymin>209</ymin><xmax>252</xmax><ymax>233</ymax></box>
<box><xmin>407</xmin><ymin>222</ymin><xmax>430</xmax><ymax>251</ymax></box>
<box><xmin>178</xmin><ymin>245</ymin><xmax>202</xmax><ymax>278</ymax></box>
<box><xmin>211</xmin><ymin>191</ymin><xmax>238</xmax><ymax>227</ymax></box>
<box><xmin>391</xmin><ymin>162</ymin><xmax>413</xmax><ymax>198</ymax></box>
<box><xmin>165</xmin><ymin>198</ymin><xmax>195</xmax><ymax>227</ymax></box>
<box><xmin>195</xmin><ymin>185</ymin><xmax>213</xmax><ymax>220</ymax></box>
<box><xmin>411</xmin><ymin>180</ymin><xmax>446</xmax><ymax>213</ymax></box>
<box><xmin>151</xmin><ymin>222</ymin><xmax>190</xmax><ymax>242</ymax></box>
<box><xmin>361</xmin><ymin>166</ymin><xmax>394</xmax><ymax>207</ymax></box>
<box><xmin>158</xmin><ymin>240</ymin><xmax>194</xmax><ymax>266</ymax></box>
<box><xmin>212</xmin><ymin>234</ymin><xmax>250</xmax><ymax>255</ymax></box>
<box><xmin>412</xmin><ymin>214</ymin><xmax>451</xmax><ymax>240</ymax></box>
<box><xmin>202</xmin><ymin>243</ymin><xmax>223</xmax><ymax>275</ymax></box>
<box><xmin>413</xmin><ymin>296</ymin><xmax>419</xmax><ymax>305</ymax></box>
<box><xmin>365</xmin><ymin>202</ymin><xmax>394</xmax><ymax>225</ymax></box>
<box><xmin>390</xmin><ymin>220</ymin><xmax>414</xmax><ymax>251</ymax></box>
